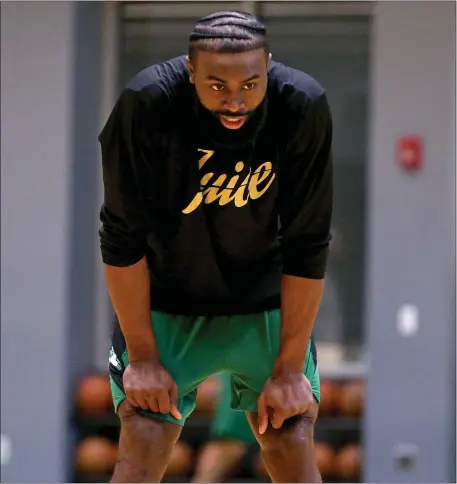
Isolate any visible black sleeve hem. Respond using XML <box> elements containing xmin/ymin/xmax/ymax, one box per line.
<box><xmin>281</xmin><ymin>234</ymin><xmax>330</xmax><ymax>280</ymax></box>
<box><xmin>100</xmin><ymin>250</ymin><xmax>145</xmax><ymax>268</ymax></box>
<box><xmin>282</xmin><ymin>247</ymin><xmax>329</xmax><ymax>278</ymax></box>
<box><xmin>282</xmin><ymin>266</ymin><xmax>326</xmax><ymax>280</ymax></box>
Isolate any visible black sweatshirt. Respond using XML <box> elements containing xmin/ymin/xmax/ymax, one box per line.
<box><xmin>99</xmin><ymin>56</ymin><xmax>333</xmax><ymax>316</ymax></box>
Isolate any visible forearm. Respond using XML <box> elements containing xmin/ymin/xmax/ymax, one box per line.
<box><xmin>105</xmin><ymin>256</ymin><xmax>157</xmax><ymax>362</ymax></box>
<box><xmin>274</xmin><ymin>274</ymin><xmax>324</xmax><ymax>374</ymax></box>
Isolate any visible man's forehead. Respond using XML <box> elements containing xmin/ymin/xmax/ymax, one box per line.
<box><xmin>196</xmin><ymin>49</ymin><xmax>267</xmax><ymax>80</ymax></box>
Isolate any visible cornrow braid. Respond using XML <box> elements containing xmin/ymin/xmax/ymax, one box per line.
<box><xmin>188</xmin><ymin>11</ymin><xmax>269</xmax><ymax>59</ymax></box>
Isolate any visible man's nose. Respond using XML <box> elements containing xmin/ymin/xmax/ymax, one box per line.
<box><xmin>223</xmin><ymin>94</ymin><xmax>246</xmax><ymax>113</ymax></box>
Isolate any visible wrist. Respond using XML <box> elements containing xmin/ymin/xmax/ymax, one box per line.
<box><xmin>129</xmin><ymin>352</ymin><xmax>159</xmax><ymax>364</ymax></box>
<box><xmin>274</xmin><ymin>335</ymin><xmax>309</xmax><ymax>375</ymax></box>
<box><xmin>273</xmin><ymin>359</ymin><xmax>305</xmax><ymax>377</ymax></box>
<box><xmin>125</xmin><ymin>336</ymin><xmax>159</xmax><ymax>363</ymax></box>
<box><xmin>273</xmin><ymin>354</ymin><xmax>305</xmax><ymax>376</ymax></box>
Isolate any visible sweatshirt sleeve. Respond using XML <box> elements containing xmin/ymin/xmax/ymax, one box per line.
<box><xmin>279</xmin><ymin>91</ymin><xmax>333</xmax><ymax>279</ymax></box>
<box><xmin>98</xmin><ymin>88</ymin><xmax>152</xmax><ymax>267</ymax></box>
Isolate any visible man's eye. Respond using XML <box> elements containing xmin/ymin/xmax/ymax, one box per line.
<box><xmin>211</xmin><ymin>84</ymin><xmax>225</xmax><ymax>92</ymax></box>
<box><xmin>242</xmin><ymin>83</ymin><xmax>256</xmax><ymax>90</ymax></box>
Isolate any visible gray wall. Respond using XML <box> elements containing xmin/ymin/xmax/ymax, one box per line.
<box><xmin>1</xmin><ymin>2</ymin><xmax>104</xmax><ymax>482</ymax></box>
<box><xmin>365</xmin><ymin>2</ymin><xmax>456</xmax><ymax>482</ymax></box>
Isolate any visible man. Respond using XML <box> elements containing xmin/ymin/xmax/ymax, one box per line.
<box><xmin>192</xmin><ymin>373</ymin><xmax>258</xmax><ymax>483</ymax></box>
<box><xmin>101</xmin><ymin>10</ymin><xmax>332</xmax><ymax>483</ymax></box>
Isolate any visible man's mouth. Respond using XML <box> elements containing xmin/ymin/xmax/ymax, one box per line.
<box><xmin>219</xmin><ymin>115</ymin><xmax>248</xmax><ymax>130</ymax></box>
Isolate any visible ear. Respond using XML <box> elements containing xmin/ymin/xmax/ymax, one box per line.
<box><xmin>186</xmin><ymin>56</ymin><xmax>195</xmax><ymax>84</ymax></box>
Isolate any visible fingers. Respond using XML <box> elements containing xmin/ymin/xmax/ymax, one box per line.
<box><xmin>260</xmin><ymin>378</ymin><xmax>313</xmax><ymax>431</ymax></box>
<box><xmin>125</xmin><ymin>392</ymin><xmax>140</xmax><ymax>409</ymax></box>
<box><xmin>128</xmin><ymin>391</ymin><xmax>181</xmax><ymax>419</ymax></box>
<box><xmin>122</xmin><ymin>364</ymin><xmax>182</xmax><ymax>417</ymax></box>
<box><xmin>124</xmin><ymin>385</ymin><xmax>161</xmax><ymax>413</ymax></box>
<box><xmin>148</xmin><ymin>399</ymin><xmax>160</xmax><ymax>413</ymax></box>
<box><xmin>170</xmin><ymin>404</ymin><xmax>182</xmax><ymax>421</ymax></box>
<box><xmin>138</xmin><ymin>392</ymin><xmax>159</xmax><ymax>412</ymax></box>
<box><xmin>270</xmin><ymin>398</ymin><xmax>308</xmax><ymax>429</ymax></box>
<box><xmin>258</xmin><ymin>393</ymin><xmax>269</xmax><ymax>435</ymax></box>
<box><xmin>126</xmin><ymin>391</ymin><xmax>152</xmax><ymax>412</ymax></box>
<box><xmin>156</xmin><ymin>388</ymin><xmax>182</xmax><ymax>420</ymax></box>
<box><xmin>271</xmin><ymin>408</ymin><xmax>286</xmax><ymax>430</ymax></box>
<box><xmin>157</xmin><ymin>391</ymin><xmax>171</xmax><ymax>414</ymax></box>
<box><xmin>125</xmin><ymin>385</ymin><xmax>181</xmax><ymax>419</ymax></box>
<box><xmin>169</xmin><ymin>383</ymin><xmax>182</xmax><ymax>420</ymax></box>
<box><xmin>262</xmin><ymin>385</ymin><xmax>287</xmax><ymax>429</ymax></box>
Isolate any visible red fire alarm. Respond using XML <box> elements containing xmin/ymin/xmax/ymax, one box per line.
<box><xmin>397</xmin><ymin>136</ymin><xmax>423</xmax><ymax>170</ymax></box>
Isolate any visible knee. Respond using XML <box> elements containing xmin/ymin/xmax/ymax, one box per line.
<box><xmin>118</xmin><ymin>399</ymin><xmax>137</xmax><ymax>420</ymax></box>
<box><xmin>259</xmin><ymin>417</ymin><xmax>314</xmax><ymax>454</ymax></box>
<box><xmin>117</xmin><ymin>400</ymin><xmax>180</xmax><ymax>454</ymax></box>
<box><xmin>258</xmin><ymin>404</ymin><xmax>318</xmax><ymax>455</ymax></box>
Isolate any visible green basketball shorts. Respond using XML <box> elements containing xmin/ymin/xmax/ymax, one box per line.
<box><xmin>109</xmin><ymin>309</ymin><xmax>320</xmax><ymax>427</ymax></box>
<box><xmin>210</xmin><ymin>372</ymin><xmax>257</xmax><ymax>445</ymax></box>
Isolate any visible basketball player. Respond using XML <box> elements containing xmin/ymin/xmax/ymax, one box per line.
<box><xmin>101</xmin><ymin>11</ymin><xmax>333</xmax><ymax>483</ymax></box>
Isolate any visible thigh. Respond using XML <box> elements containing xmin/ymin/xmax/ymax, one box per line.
<box><xmin>109</xmin><ymin>312</ymin><xmax>226</xmax><ymax>425</ymax></box>
<box><xmin>227</xmin><ymin>310</ymin><xmax>321</xmax><ymax>411</ymax></box>
<box><xmin>112</xmin><ymin>399</ymin><xmax>182</xmax><ymax>483</ymax></box>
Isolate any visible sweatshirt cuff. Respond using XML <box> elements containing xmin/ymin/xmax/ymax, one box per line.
<box><xmin>282</xmin><ymin>241</ymin><xmax>329</xmax><ymax>279</ymax></box>
<box><xmin>100</xmin><ymin>245</ymin><xmax>145</xmax><ymax>267</ymax></box>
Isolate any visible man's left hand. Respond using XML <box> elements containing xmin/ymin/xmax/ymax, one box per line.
<box><xmin>258</xmin><ymin>371</ymin><xmax>314</xmax><ymax>434</ymax></box>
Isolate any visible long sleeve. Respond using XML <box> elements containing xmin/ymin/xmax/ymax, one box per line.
<box><xmin>99</xmin><ymin>88</ymin><xmax>151</xmax><ymax>267</ymax></box>
<box><xmin>279</xmin><ymin>91</ymin><xmax>333</xmax><ymax>279</ymax></box>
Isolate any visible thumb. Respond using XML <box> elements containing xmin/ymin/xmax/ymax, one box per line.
<box><xmin>169</xmin><ymin>382</ymin><xmax>182</xmax><ymax>420</ymax></box>
<box><xmin>271</xmin><ymin>409</ymin><xmax>285</xmax><ymax>430</ymax></box>
<box><xmin>258</xmin><ymin>393</ymin><xmax>268</xmax><ymax>435</ymax></box>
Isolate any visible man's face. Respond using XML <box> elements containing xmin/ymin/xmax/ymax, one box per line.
<box><xmin>187</xmin><ymin>48</ymin><xmax>269</xmax><ymax>130</ymax></box>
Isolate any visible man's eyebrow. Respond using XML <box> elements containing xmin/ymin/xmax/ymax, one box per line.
<box><xmin>205</xmin><ymin>74</ymin><xmax>260</xmax><ymax>83</ymax></box>
<box><xmin>206</xmin><ymin>75</ymin><xmax>227</xmax><ymax>83</ymax></box>
<box><xmin>243</xmin><ymin>74</ymin><xmax>260</xmax><ymax>83</ymax></box>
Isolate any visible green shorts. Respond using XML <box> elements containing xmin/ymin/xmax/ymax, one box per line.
<box><xmin>109</xmin><ymin>309</ymin><xmax>320</xmax><ymax>427</ymax></box>
<box><xmin>210</xmin><ymin>372</ymin><xmax>257</xmax><ymax>446</ymax></box>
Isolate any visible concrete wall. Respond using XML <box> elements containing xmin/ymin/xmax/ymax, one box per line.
<box><xmin>365</xmin><ymin>2</ymin><xmax>456</xmax><ymax>482</ymax></box>
<box><xmin>0</xmin><ymin>2</ymin><xmax>104</xmax><ymax>482</ymax></box>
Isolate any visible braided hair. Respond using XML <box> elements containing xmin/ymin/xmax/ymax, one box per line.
<box><xmin>188</xmin><ymin>11</ymin><xmax>269</xmax><ymax>59</ymax></box>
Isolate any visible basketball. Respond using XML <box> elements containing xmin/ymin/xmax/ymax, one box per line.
<box><xmin>315</xmin><ymin>441</ymin><xmax>337</xmax><ymax>478</ymax></box>
<box><xmin>75</xmin><ymin>436</ymin><xmax>118</xmax><ymax>475</ymax></box>
<box><xmin>336</xmin><ymin>444</ymin><xmax>362</xmax><ymax>480</ymax></box>
<box><xmin>76</xmin><ymin>374</ymin><xmax>113</xmax><ymax>415</ymax></box>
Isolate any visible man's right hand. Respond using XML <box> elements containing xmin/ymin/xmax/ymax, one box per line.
<box><xmin>123</xmin><ymin>360</ymin><xmax>182</xmax><ymax>420</ymax></box>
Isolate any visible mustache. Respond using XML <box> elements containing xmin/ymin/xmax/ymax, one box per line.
<box><xmin>215</xmin><ymin>111</ymin><xmax>253</xmax><ymax>117</ymax></box>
